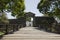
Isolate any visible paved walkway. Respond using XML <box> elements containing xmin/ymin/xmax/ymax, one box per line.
<box><xmin>1</xmin><ymin>27</ymin><xmax>60</xmax><ymax>40</ymax></box>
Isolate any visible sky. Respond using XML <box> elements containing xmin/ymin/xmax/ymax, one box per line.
<box><xmin>25</xmin><ymin>0</ymin><xmax>43</xmax><ymax>16</ymax></box>
<box><xmin>7</xmin><ymin>0</ymin><xmax>43</xmax><ymax>19</ymax></box>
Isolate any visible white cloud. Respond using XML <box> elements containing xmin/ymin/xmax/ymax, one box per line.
<box><xmin>25</xmin><ymin>0</ymin><xmax>43</xmax><ymax>16</ymax></box>
<box><xmin>6</xmin><ymin>12</ymin><xmax>16</xmax><ymax>19</ymax></box>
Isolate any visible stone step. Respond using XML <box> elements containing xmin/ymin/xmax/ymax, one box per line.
<box><xmin>2</xmin><ymin>27</ymin><xmax>60</xmax><ymax>40</ymax></box>
<box><xmin>2</xmin><ymin>39</ymin><xmax>60</xmax><ymax>40</ymax></box>
<box><xmin>3</xmin><ymin>36</ymin><xmax>60</xmax><ymax>39</ymax></box>
<box><xmin>3</xmin><ymin>34</ymin><xmax>59</xmax><ymax>36</ymax></box>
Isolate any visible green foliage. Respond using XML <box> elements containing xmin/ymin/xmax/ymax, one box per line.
<box><xmin>37</xmin><ymin>0</ymin><xmax>50</xmax><ymax>13</ymax></box>
<box><xmin>0</xmin><ymin>0</ymin><xmax>11</xmax><ymax>11</ymax></box>
<box><xmin>0</xmin><ymin>32</ymin><xmax>4</xmax><ymax>35</ymax></box>
<box><xmin>37</xmin><ymin>0</ymin><xmax>60</xmax><ymax>18</ymax></box>
<box><xmin>0</xmin><ymin>13</ymin><xmax>9</xmax><ymax>23</ymax></box>
<box><xmin>7</xmin><ymin>0</ymin><xmax>25</xmax><ymax>18</ymax></box>
<box><xmin>0</xmin><ymin>0</ymin><xmax>25</xmax><ymax>23</ymax></box>
<box><xmin>0</xmin><ymin>0</ymin><xmax>25</xmax><ymax>17</ymax></box>
<box><xmin>26</xmin><ymin>17</ymin><xmax>31</xmax><ymax>22</ymax></box>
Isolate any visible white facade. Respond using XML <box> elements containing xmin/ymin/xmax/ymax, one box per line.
<box><xmin>26</xmin><ymin>17</ymin><xmax>33</xmax><ymax>27</ymax></box>
<box><xmin>54</xmin><ymin>16</ymin><xmax>60</xmax><ymax>23</ymax></box>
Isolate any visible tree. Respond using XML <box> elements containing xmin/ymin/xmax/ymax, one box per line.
<box><xmin>0</xmin><ymin>13</ymin><xmax>9</xmax><ymax>24</ymax></box>
<box><xmin>37</xmin><ymin>0</ymin><xmax>60</xmax><ymax>18</ymax></box>
<box><xmin>0</xmin><ymin>0</ymin><xmax>25</xmax><ymax>23</ymax></box>
<box><xmin>0</xmin><ymin>0</ymin><xmax>11</xmax><ymax>23</ymax></box>
<box><xmin>6</xmin><ymin>0</ymin><xmax>25</xmax><ymax>18</ymax></box>
<box><xmin>0</xmin><ymin>0</ymin><xmax>25</xmax><ymax>17</ymax></box>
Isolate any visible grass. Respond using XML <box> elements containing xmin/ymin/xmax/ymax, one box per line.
<box><xmin>0</xmin><ymin>32</ymin><xmax>4</xmax><ymax>36</ymax></box>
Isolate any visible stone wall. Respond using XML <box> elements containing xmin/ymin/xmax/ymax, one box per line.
<box><xmin>0</xmin><ymin>17</ymin><xmax>26</xmax><ymax>34</ymax></box>
<box><xmin>9</xmin><ymin>17</ymin><xmax>26</xmax><ymax>27</ymax></box>
<box><xmin>34</xmin><ymin>17</ymin><xmax>55</xmax><ymax>27</ymax></box>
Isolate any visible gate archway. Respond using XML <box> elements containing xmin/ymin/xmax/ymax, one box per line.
<box><xmin>25</xmin><ymin>12</ymin><xmax>35</xmax><ymax>27</ymax></box>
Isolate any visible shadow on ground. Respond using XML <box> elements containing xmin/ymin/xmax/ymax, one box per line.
<box><xmin>34</xmin><ymin>27</ymin><xmax>60</xmax><ymax>34</ymax></box>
